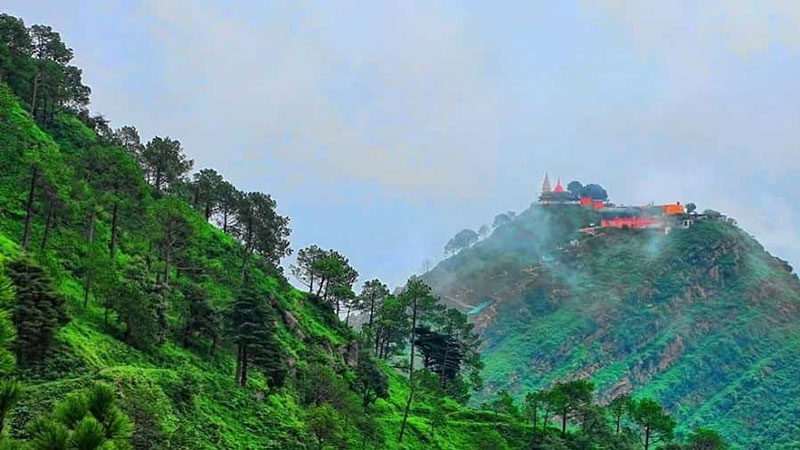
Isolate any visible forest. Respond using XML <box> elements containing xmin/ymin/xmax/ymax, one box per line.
<box><xmin>0</xmin><ymin>12</ymin><xmax>729</xmax><ymax>449</ymax></box>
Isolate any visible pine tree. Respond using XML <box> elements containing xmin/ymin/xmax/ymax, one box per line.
<box><xmin>359</xmin><ymin>279</ymin><xmax>389</xmax><ymax>331</ymax></box>
<box><xmin>191</xmin><ymin>168</ymin><xmax>224</xmax><ymax>221</ymax></box>
<box><xmin>233</xmin><ymin>192</ymin><xmax>291</xmax><ymax>280</ymax></box>
<box><xmin>0</xmin><ymin>272</ymin><xmax>16</xmax><ymax>375</ymax></box>
<box><xmin>0</xmin><ymin>380</ymin><xmax>22</xmax><ymax>435</ymax></box>
<box><xmin>228</xmin><ymin>283</ymin><xmax>285</xmax><ymax>387</ymax></box>
<box><xmin>5</xmin><ymin>257</ymin><xmax>68</xmax><ymax>362</ymax></box>
<box><xmin>181</xmin><ymin>282</ymin><xmax>219</xmax><ymax>352</ymax></box>
<box><xmin>108</xmin><ymin>277</ymin><xmax>162</xmax><ymax>349</ymax></box>
<box><xmin>397</xmin><ymin>277</ymin><xmax>440</xmax><ymax>442</ymax></box>
<box><xmin>28</xmin><ymin>382</ymin><xmax>133</xmax><ymax>449</ymax></box>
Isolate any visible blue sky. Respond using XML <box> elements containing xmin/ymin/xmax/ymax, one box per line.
<box><xmin>5</xmin><ymin>1</ymin><xmax>800</xmax><ymax>288</ymax></box>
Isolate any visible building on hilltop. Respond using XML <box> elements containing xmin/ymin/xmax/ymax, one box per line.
<box><xmin>542</xmin><ymin>172</ymin><xmax>552</xmax><ymax>194</ymax></box>
<box><xmin>660</xmin><ymin>203</ymin><xmax>685</xmax><ymax>215</ymax></box>
<box><xmin>579</xmin><ymin>196</ymin><xmax>606</xmax><ymax>210</ymax></box>
<box><xmin>539</xmin><ymin>174</ymin><xmax>576</xmax><ymax>204</ymax></box>
<box><xmin>593</xmin><ymin>202</ymin><xmax>688</xmax><ymax>233</ymax></box>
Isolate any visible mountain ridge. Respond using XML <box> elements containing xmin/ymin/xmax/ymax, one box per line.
<box><xmin>422</xmin><ymin>203</ymin><xmax>800</xmax><ymax>449</ymax></box>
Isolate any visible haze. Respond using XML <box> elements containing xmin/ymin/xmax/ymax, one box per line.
<box><xmin>7</xmin><ymin>0</ymin><xmax>799</xmax><ymax>287</ymax></box>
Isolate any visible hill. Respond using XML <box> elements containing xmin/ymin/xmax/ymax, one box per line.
<box><xmin>423</xmin><ymin>203</ymin><xmax>800</xmax><ymax>449</ymax></box>
<box><xmin>0</xmin><ymin>12</ymin><xmax>732</xmax><ymax>450</ymax></box>
<box><xmin>0</xmin><ymin>74</ymin><xmax>538</xmax><ymax>449</ymax></box>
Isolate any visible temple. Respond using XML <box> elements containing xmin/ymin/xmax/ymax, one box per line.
<box><xmin>537</xmin><ymin>173</ymin><xmax>697</xmax><ymax>233</ymax></box>
<box><xmin>538</xmin><ymin>174</ymin><xmax>574</xmax><ymax>204</ymax></box>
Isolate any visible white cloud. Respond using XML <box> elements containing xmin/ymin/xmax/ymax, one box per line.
<box><xmin>141</xmin><ymin>0</ymin><xmax>504</xmax><ymax>199</ymax></box>
<box><xmin>12</xmin><ymin>0</ymin><xmax>798</xmax><ymax>283</ymax></box>
<box><xmin>586</xmin><ymin>0</ymin><xmax>800</xmax><ymax>56</ymax></box>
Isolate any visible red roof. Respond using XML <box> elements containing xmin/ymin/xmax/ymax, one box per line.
<box><xmin>554</xmin><ymin>181</ymin><xmax>564</xmax><ymax>193</ymax></box>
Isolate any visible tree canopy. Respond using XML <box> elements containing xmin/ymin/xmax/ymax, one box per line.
<box><xmin>444</xmin><ymin>229</ymin><xmax>479</xmax><ymax>255</ymax></box>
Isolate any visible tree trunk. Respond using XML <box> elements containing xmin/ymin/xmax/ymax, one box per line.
<box><xmin>45</xmin><ymin>90</ymin><xmax>53</xmax><ymax>124</ymax></box>
<box><xmin>235</xmin><ymin>344</ymin><xmax>242</xmax><ymax>384</ymax></box>
<box><xmin>222</xmin><ymin>207</ymin><xmax>229</xmax><ymax>233</ymax></box>
<box><xmin>86</xmin><ymin>209</ymin><xmax>96</xmax><ymax>244</ymax></box>
<box><xmin>398</xmin><ymin>297</ymin><xmax>418</xmax><ymax>442</ymax></box>
<box><xmin>240</xmin><ymin>345</ymin><xmax>248</xmax><ymax>386</ymax></box>
<box><xmin>192</xmin><ymin>185</ymin><xmax>200</xmax><ymax>208</ymax></box>
<box><xmin>109</xmin><ymin>201</ymin><xmax>119</xmax><ymax>258</ymax></box>
<box><xmin>561</xmin><ymin>408</ymin><xmax>567</xmax><ymax>437</ymax></box>
<box><xmin>345</xmin><ymin>304</ymin><xmax>352</xmax><ymax>327</ymax></box>
<box><xmin>204</xmin><ymin>201</ymin><xmax>211</xmax><ymax>221</ymax></box>
<box><xmin>644</xmin><ymin>425</ymin><xmax>650</xmax><ymax>450</ymax></box>
<box><xmin>542</xmin><ymin>407</ymin><xmax>551</xmax><ymax>437</ymax></box>
<box><xmin>362</xmin><ymin>385</ymin><xmax>371</xmax><ymax>410</ymax></box>
<box><xmin>183</xmin><ymin>325</ymin><xmax>191</xmax><ymax>347</ymax></box>
<box><xmin>154</xmin><ymin>244</ymin><xmax>163</xmax><ymax>284</ymax></box>
<box><xmin>163</xmin><ymin>219</ymin><xmax>173</xmax><ymax>285</ymax></box>
<box><xmin>82</xmin><ymin>274</ymin><xmax>93</xmax><ymax>309</ymax></box>
<box><xmin>615</xmin><ymin>415</ymin><xmax>621</xmax><ymax>433</ymax></box>
<box><xmin>440</xmin><ymin>327</ymin><xmax>452</xmax><ymax>389</ymax></box>
<box><xmin>21</xmin><ymin>165</ymin><xmax>38</xmax><ymax>251</ymax></box>
<box><xmin>30</xmin><ymin>72</ymin><xmax>40</xmax><ymax>117</ymax></box>
<box><xmin>40</xmin><ymin>199</ymin><xmax>54</xmax><ymax>251</ymax></box>
<box><xmin>241</xmin><ymin>220</ymin><xmax>254</xmax><ymax>281</ymax></box>
<box><xmin>375</xmin><ymin>327</ymin><xmax>383</xmax><ymax>354</ymax></box>
<box><xmin>367</xmin><ymin>297</ymin><xmax>376</xmax><ymax>329</ymax></box>
<box><xmin>164</xmin><ymin>243</ymin><xmax>171</xmax><ymax>286</ymax></box>
<box><xmin>83</xmin><ymin>209</ymin><xmax>97</xmax><ymax>309</ymax></box>
<box><xmin>240</xmin><ymin>250</ymin><xmax>251</xmax><ymax>282</ymax></box>
<box><xmin>124</xmin><ymin>321</ymin><xmax>133</xmax><ymax>344</ymax></box>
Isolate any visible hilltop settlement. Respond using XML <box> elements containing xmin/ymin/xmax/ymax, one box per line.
<box><xmin>538</xmin><ymin>174</ymin><xmax>735</xmax><ymax>234</ymax></box>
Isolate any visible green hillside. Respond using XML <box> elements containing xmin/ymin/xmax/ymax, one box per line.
<box><xmin>424</xmin><ymin>203</ymin><xmax>800</xmax><ymax>449</ymax></box>
<box><xmin>0</xmin><ymin>12</ymin><xmax>732</xmax><ymax>450</ymax></box>
<box><xmin>0</xmin><ymin>74</ymin><xmax>541</xmax><ymax>450</ymax></box>
<box><xmin>0</xmin><ymin>75</ymin><xmax>539</xmax><ymax>448</ymax></box>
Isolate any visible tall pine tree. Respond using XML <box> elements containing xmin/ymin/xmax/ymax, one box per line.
<box><xmin>5</xmin><ymin>257</ymin><xmax>68</xmax><ymax>362</ymax></box>
<box><xmin>228</xmin><ymin>282</ymin><xmax>285</xmax><ymax>388</ymax></box>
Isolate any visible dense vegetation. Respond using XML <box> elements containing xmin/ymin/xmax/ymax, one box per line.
<box><xmin>0</xmin><ymin>12</ymin><xmax>733</xmax><ymax>449</ymax></box>
<box><xmin>424</xmin><ymin>200</ymin><xmax>800</xmax><ymax>449</ymax></box>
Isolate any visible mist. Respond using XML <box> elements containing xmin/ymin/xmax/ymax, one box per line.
<box><xmin>5</xmin><ymin>0</ymin><xmax>799</xmax><ymax>288</ymax></box>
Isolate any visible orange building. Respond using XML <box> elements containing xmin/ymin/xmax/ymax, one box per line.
<box><xmin>660</xmin><ymin>203</ymin><xmax>685</xmax><ymax>215</ymax></box>
<box><xmin>579</xmin><ymin>197</ymin><xmax>605</xmax><ymax>209</ymax></box>
<box><xmin>601</xmin><ymin>217</ymin><xmax>661</xmax><ymax>229</ymax></box>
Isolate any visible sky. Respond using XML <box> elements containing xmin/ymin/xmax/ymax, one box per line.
<box><xmin>5</xmin><ymin>1</ymin><xmax>800</xmax><ymax>288</ymax></box>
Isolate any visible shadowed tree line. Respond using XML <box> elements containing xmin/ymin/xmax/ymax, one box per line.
<box><xmin>481</xmin><ymin>381</ymin><xmax>727</xmax><ymax>450</ymax></box>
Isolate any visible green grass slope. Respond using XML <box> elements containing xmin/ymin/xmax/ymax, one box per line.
<box><xmin>423</xmin><ymin>204</ymin><xmax>800</xmax><ymax>449</ymax></box>
<box><xmin>0</xmin><ymin>82</ymin><xmax>531</xmax><ymax>449</ymax></box>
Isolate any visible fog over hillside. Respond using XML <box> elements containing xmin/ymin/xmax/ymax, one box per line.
<box><xmin>4</xmin><ymin>0</ymin><xmax>800</xmax><ymax>288</ymax></box>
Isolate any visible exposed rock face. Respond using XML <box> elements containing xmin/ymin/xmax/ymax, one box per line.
<box><xmin>337</xmin><ymin>342</ymin><xmax>359</xmax><ymax>368</ymax></box>
<box><xmin>422</xmin><ymin>204</ymin><xmax>800</xmax><ymax>448</ymax></box>
<box><xmin>281</xmin><ymin>310</ymin><xmax>305</xmax><ymax>340</ymax></box>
